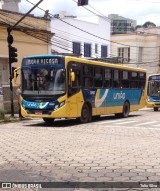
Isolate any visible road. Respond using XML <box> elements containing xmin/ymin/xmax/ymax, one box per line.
<box><xmin>0</xmin><ymin>108</ymin><xmax>160</xmax><ymax>191</ymax></box>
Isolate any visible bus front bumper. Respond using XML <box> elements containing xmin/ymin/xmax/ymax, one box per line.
<box><xmin>146</xmin><ymin>101</ymin><xmax>160</xmax><ymax>108</ymax></box>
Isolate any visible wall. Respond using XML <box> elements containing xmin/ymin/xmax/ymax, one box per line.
<box><xmin>51</xmin><ymin>15</ymin><xmax>110</xmax><ymax>58</ymax></box>
<box><xmin>111</xmin><ymin>28</ymin><xmax>160</xmax><ymax>75</ymax></box>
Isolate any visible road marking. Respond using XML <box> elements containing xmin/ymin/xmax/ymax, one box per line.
<box><xmin>152</xmin><ymin>124</ymin><xmax>160</xmax><ymax>127</ymax></box>
<box><xmin>114</xmin><ymin>120</ymin><xmax>137</xmax><ymax>125</ymax></box>
<box><xmin>96</xmin><ymin>119</ymin><xmax>126</xmax><ymax>125</ymax></box>
<box><xmin>134</xmin><ymin>121</ymin><xmax>157</xmax><ymax>126</ymax></box>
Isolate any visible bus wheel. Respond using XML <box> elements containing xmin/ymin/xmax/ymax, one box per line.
<box><xmin>154</xmin><ymin>107</ymin><xmax>158</xmax><ymax>111</ymax></box>
<box><xmin>43</xmin><ymin>118</ymin><xmax>55</xmax><ymax>125</ymax></box>
<box><xmin>79</xmin><ymin>104</ymin><xmax>91</xmax><ymax>123</ymax></box>
<box><xmin>122</xmin><ymin>101</ymin><xmax>130</xmax><ymax>118</ymax></box>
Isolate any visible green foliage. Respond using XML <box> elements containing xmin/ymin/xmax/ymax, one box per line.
<box><xmin>143</xmin><ymin>21</ymin><xmax>156</xmax><ymax>28</ymax></box>
<box><xmin>135</xmin><ymin>21</ymin><xmax>156</xmax><ymax>30</ymax></box>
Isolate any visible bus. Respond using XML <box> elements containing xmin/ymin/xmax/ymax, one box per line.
<box><xmin>14</xmin><ymin>54</ymin><xmax>147</xmax><ymax>124</ymax></box>
<box><xmin>147</xmin><ymin>74</ymin><xmax>160</xmax><ymax>111</ymax></box>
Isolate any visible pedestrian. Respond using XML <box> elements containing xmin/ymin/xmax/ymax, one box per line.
<box><xmin>16</xmin><ymin>85</ymin><xmax>23</xmax><ymax>119</ymax></box>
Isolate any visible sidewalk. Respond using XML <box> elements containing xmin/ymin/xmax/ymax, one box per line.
<box><xmin>0</xmin><ymin>113</ymin><xmax>21</xmax><ymax>123</ymax></box>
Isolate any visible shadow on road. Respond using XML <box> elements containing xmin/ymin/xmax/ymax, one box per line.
<box><xmin>22</xmin><ymin>113</ymin><xmax>141</xmax><ymax>128</ymax></box>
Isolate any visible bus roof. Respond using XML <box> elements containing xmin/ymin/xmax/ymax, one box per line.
<box><xmin>148</xmin><ymin>73</ymin><xmax>160</xmax><ymax>77</ymax></box>
<box><xmin>65</xmin><ymin>55</ymin><xmax>147</xmax><ymax>73</ymax></box>
<box><xmin>23</xmin><ymin>54</ymin><xmax>147</xmax><ymax>73</ymax></box>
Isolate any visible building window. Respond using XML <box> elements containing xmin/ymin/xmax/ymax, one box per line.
<box><xmin>118</xmin><ymin>47</ymin><xmax>130</xmax><ymax>63</ymax></box>
<box><xmin>73</xmin><ymin>42</ymin><xmax>81</xmax><ymax>55</ymax></box>
<box><xmin>101</xmin><ymin>45</ymin><xmax>108</xmax><ymax>58</ymax></box>
<box><xmin>84</xmin><ymin>43</ymin><xmax>91</xmax><ymax>57</ymax></box>
<box><xmin>138</xmin><ymin>47</ymin><xmax>143</xmax><ymax>63</ymax></box>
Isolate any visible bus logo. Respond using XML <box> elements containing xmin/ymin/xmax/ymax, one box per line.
<box><xmin>95</xmin><ymin>89</ymin><xmax>109</xmax><ymax>107</ymax></box>
<box><xmin>114</xmin><ymin>91</ymin><xmax>125</xmax><ymax>100</ymax></box>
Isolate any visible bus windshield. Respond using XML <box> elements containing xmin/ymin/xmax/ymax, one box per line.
<box><xmin>22</xmin><ymin>67</ymin><xmax>66</xmax><ymax>95</ymax></box>
<box><xmin>148</xmin><ymin>80</ymin><xmax>160</xmax><ymax>96</ymax></box>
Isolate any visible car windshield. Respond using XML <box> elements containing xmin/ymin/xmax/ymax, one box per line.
<box><xmin>22</xmin><ymin>67</ymin><xmax>66</xmax><ymax>95</ymax></box>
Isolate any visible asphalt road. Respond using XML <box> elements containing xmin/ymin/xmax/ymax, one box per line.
<box><xmin>0</xmin><ymin>108</ymin><xmax>160</xmax><ymax>191</ymax></box>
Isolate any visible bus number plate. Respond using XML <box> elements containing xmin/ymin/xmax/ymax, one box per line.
<box><xmin>35</xmin><ymin>111</ymin><xmax>42</xmax><ymax>115</ymax></box>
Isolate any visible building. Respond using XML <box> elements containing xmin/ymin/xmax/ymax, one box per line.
<box><xmin>51</xmin><ymin>12</ymin><xmax>111</xmax><ymax>58</ymax></box>
<box><xmin>108</xmin><ymin>14</ymin><xmax>137</xmax><ymax>34</ymax></box>
<box><xmin>110</xmin><ymin>27</ymin><xmax>160</xmax><ymax>75</ymax></box>
<box><xmin>0</xmin><ymin>9</ymin><xmax>53</xmax><ymax>112</ymax></box>
<box><xmin>0</xmin><ymin>0</ymin><xmax>21</xmax><ymax>12</ymax></box>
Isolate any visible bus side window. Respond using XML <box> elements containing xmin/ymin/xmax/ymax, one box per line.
<box><xmin>84</xmin><ymin>65</ymin><xmax>93</xmax><ymax>76</ymax></box>
<box><xmin>94</xmin><ymin>67</ymin><xmax>103</xmax><ymax>87</ymax></box>
<box><xmin>104</xmin><ymin>68</ymin><xmax>111</xmax><ymax>88</ymax></box>
<box><xmin>130</xmin><ymin>72</ymin><xmax>138</xmax><ymax>88</ymax></box>
<box><xmin>121</xmin><ymin>71</ymin><xmax>129</xmax><ymax>88</ymax></box>
<box><xmin>113</xmin><ymin>69</ymin><xmax>119</xmax><ymax>88</ymax></box>
<box><xmin>138</xmin><ymin>72</ymin><xmax>146</xmax><ymax>89</ymax></box>
<box><xmin>84</xmin><ymin>77</ymin><xmax>92</xmax><ymax>88</ymax></box>
<box><xmin>83</xmin><ymin>65</ymin><xmax>93</xmax><ymax>88</ymax></box>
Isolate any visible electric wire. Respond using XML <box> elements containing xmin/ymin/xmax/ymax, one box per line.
<box><xmin>1</xmin><ymin>3</ymin><xmax>159</xmax><ymax>66</ymax></box>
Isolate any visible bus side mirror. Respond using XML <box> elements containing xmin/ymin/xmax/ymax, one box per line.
<box><xmin>71</xmin><ymin>72</ymin><xmax>75</xmax><ymax>82</ymax></box>
<box><xmin>14</xmin><ymin>67</ymin><xmax>21</xmax><ymax>86</ymax></box>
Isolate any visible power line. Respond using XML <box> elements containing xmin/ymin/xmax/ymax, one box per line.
<box><xmin>26</xmin><ymin>0</ymin><xmax>160</xmax><ymax>50</ymax></box>
<box><xmin>1</xmin><ymin>9</ymin><xmax>159</xmax><ymax>63</ymax></box>
<box><xmin>72</xmin><ymin>0</ymin><xmax>111</xmax><ymax>23</ymax></box>
<box><xmin>1</xmin><ymin>4</ymin><xmax>159</xmax><ymax>65</ymax></box>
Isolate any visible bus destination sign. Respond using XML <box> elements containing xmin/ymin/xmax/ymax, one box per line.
<box><xmin>23</xmin><ymin>58</ymin><xmax>59</xmax><ymax>66</ymax></box>
<box><xmin>149</xmin><ymin>75</ymin><xmax>160</xmax><ymax>80</ymax></box>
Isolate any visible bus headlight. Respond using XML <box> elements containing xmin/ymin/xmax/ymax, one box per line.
<box><xmin>54</xmin><ymin>104</ymin><xmax>59</xmax><ymax>110</ymax></box>
<box><xmin>22</xmin><ymin>103</ymin><xmax>25</xmax><ymax>109</ymax></box>
<box><xmin>54</xmin><ymin>101</ymin><xmax>65</xmax><ymax>111</ymax></box>
<box><xmin>60</xmin><ymin>101</ymin><xmax>65</xmax><ymax>107</ymax></box>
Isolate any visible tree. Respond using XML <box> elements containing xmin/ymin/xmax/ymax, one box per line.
<box><xmin>143</xmin><ymin>21</ymin><xmax>156</xmax><ymax>28</ymax></box>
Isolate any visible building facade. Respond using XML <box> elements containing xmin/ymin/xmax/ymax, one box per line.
<box><xmin>51</xmin><ymin>12</ymin><xmax>111</xmax><ymax>58</ymax></box>
<box><xmin>108</xmin><ymin>14</ymin><xmax>137</xmax><ymax>35</ymax></box>
<box><xmin>0</xmin><ymin>0</ymin><xmax>21</xmax><ymax>12</ymax></box>
<box><xmin>111</xmin><ymin>27</ymin><xmax>160</xmax><ymax>75</ymax></box>
<box><xmin>0</xmin><ymin>9</ymin><xmax>53</xmax><ymax>112</ymax></box>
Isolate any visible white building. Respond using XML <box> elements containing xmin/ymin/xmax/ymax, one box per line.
<box><xmin>51</xmin><ymin>12</ymin><xmax>111</xmax><ymax>58</ymax></box>
<box><xmin>111</xmin><ymin>27</ymin><xmax>160</xmax><ymax>75</ymax></box>
<box><xmin>0</xmin><ymin>0</ymin><xmax>21</xmax><ymax>12</ymax></box>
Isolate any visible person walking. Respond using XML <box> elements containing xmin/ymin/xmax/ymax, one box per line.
<box><xmin>16</xmin><ymin>85</ymin><xmax>23</xmax><ymax>119</ymax></box>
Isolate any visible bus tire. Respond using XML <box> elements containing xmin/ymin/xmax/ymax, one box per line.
<box><xmin>122</xmin><ymin>101</ymin><xmax>130</xmax><ymax>118</ymax></box>
<box><xmin>43</xmin><ymin>118</ymin><xmax>55</xmax><ymax>125</ymax></box>
<box><xmin>154</xmin><ymin>107</ymin><xmax>158</xmax><ymax>111</ymax></box>
<box><xmin>79</xmin><ymin>103</ymin><xmax>91</xmax><ymax>123</ymax></box>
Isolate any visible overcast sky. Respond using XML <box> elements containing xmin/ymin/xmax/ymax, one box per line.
<box><xmin>19</xmin><ymin>0</ymin><xmax>160</xmax><ymax>26</ymax></box>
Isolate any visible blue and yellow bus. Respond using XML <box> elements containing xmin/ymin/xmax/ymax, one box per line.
<box><xmin>14</xmin><ymin>54</ymin><xmax>147</xmax><ymax>124</ymax></box>
<box><xmin>147</xmin><ymin>74</ymin><xmax>160</xmax><ymax>111</ymax></box>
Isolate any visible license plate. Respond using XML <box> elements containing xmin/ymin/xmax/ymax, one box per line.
<box><xmin>35</xmin><ymin>111</ymin><xmax>42</xmax><ymax>115</ymax></box>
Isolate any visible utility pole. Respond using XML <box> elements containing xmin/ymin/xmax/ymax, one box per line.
<box><xmin>7</xmin><ymin>0</ymin><xmax>44</xmax><ymax>117</ymax></box>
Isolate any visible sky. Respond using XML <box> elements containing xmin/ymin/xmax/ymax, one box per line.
<box><xmin>19</xmin><ymin>0</ymin><xmax>160</xmax><ymax>26</ymax></box>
